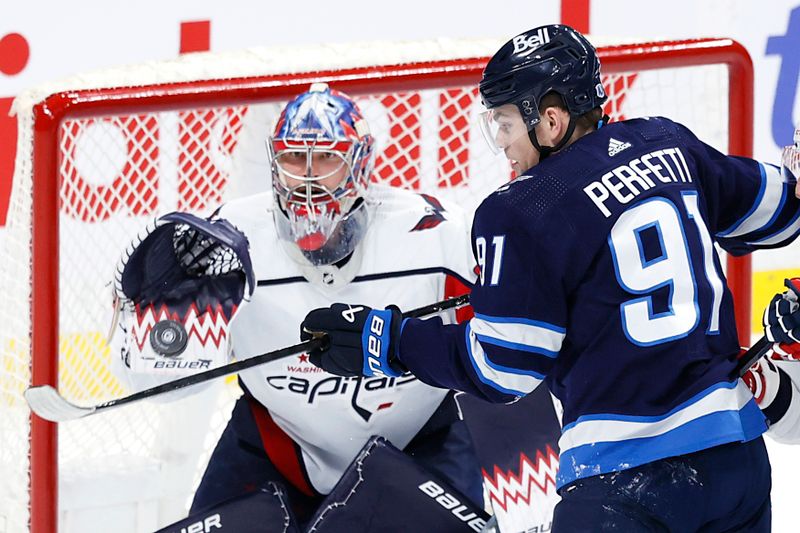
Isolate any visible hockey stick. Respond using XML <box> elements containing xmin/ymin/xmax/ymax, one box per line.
<box><xmin>25</xmin><ymin>294</ymin><xmax>470</xmax><ymax>423</ymax></box>
<box><xmin>736</xmin><ymin>336</ymin><xmax>773</xmax><ymax>377</ymax></box>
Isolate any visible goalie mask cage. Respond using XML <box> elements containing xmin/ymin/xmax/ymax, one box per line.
<box><xmin>0</xmin><ymin>37</ymin><xmax>753</xmax><ymax>533</ymax></box>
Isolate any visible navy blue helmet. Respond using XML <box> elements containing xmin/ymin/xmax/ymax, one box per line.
<box><xmin>480</xmin><ymin>25</ymin><xmax>607</xmax><ymax>129</ymax></box>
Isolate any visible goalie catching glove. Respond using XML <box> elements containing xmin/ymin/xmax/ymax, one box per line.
<box><xmin>301</xmin><ymin>304</ymin><xmax>407</xmax><ymax>378</ymax></box>
<box><xmin>109</xmin><ymin>212</ymin><xmax>254</xmax><ymax>375</ymax></box>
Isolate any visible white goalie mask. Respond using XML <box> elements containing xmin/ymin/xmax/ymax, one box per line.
<box><xmin>269</xmin><ymin>83</ymin><xmax>375</xmax><ymax>266</ymax></box>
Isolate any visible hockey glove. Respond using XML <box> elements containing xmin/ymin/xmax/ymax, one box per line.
<box><xmin>301</xmin><ymin>304</ymin><xmax>406</xmax><ymax>378</ymax></box>
<box><xmin>110</xmin><ymin>212</ymin><xmax>254</xmax><ymax>375</ymax></box>
<box><xmin>742</xmin><ymin>356</ymin><xmax>793</xmax><ymax>425</ymax></box>
<box><xmin>784</xmin><ymin>126</ymin><xmax>799</xmax><ymax>198</ymax></box>
<box><xmin>763</xmin><ymin>277</ymin><xmax>800</xmax><ymax>360</ymax></box>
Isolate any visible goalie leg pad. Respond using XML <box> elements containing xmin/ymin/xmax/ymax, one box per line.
<box><xmin>155</xmin><ymin>484</ymin><xmax>300</xmax><ymax>533</ymax></box>
<box><xmin>306</xmin><ymin>436</ymin><xmax>489</xmax><ymax>532</ymax></box>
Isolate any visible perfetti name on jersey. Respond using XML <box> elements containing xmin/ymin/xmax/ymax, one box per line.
<box><xmin>583</xmin><ymin>146</ymin><xmax>693</xmax><ymax>218</ymax></box>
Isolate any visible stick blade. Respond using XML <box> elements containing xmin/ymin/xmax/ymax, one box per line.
<box><xmin>24</xmin><ymin>385</ymin><xmax>96</xmax><ymax>422</ymax></box>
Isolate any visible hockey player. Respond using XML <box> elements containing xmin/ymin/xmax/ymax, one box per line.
<box><xmin>111</xmin><ymin>84</ymin><xmax>484</xmax><ymax>527</ymax></box>
<box><xmin>301</xmin><ymin>25</ymin><xmax>800</xmax><ymax>531</ymax></box>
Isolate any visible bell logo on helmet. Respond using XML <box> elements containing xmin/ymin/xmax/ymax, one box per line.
<box><xmin>512</xmin><ymin>28</ymin><xmax>551</xmax><ymax>58</ymax></box>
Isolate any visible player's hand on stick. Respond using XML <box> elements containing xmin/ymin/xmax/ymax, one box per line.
<box><xmin>763</xmin><ymin>278</ymin><xmax>800</xmax><ymax>361</ymax></box>
<box><xmin>742</xmin><ymin>358</ymin><xmax>783</xmax><ymax>408</ymax></box>
<box><xmin>301</xmin><ymin>303</ymin><xmax>406</xmax><ymax>378</ymax></box>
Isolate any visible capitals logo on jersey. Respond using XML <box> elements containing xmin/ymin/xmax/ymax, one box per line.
<box><xmin>410</xmin><ymin>194</ymin><xmax>447</xmax><ymax>231</ymax></box>
<box><xmin>267</xmin><ymin>361</ymin><xmax>419</xmax><ymax>423</ymax></box>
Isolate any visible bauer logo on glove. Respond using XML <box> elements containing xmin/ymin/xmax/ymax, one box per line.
<box><xmin>108</xmin><ymin>212</ymin><xmax>254</xmax><ymax>375</ymax></box>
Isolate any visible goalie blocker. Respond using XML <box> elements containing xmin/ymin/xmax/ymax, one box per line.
<box><xmin>109</xmin><ymin>212</ymin><xmax>254</xmax><ymax>376</ymax></box>
<box><xmin>154</xmin><ymin>436</ymin><xmax>487</xmax><ymax>533</ymax></box>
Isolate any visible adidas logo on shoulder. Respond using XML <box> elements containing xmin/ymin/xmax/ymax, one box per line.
<box><xmin>608</xmin><ymin>137</ymin><xmax>632</xmax><ymax>157</ymax></box>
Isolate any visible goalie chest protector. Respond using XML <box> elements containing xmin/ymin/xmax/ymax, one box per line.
<box><xmin>217</xmin><ymin>185</ymin><xmax>476</xmax><ymax>494</ymax></box>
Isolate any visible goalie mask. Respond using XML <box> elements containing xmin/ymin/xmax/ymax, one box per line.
<box><xmin>269</xmin><ymin>83</ymin><xmax>375</xmax><ymax>266</ymax></box>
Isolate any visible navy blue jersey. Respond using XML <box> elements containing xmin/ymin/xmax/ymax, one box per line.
<box><xmin>399</xmin><ymin>117</ymin><xmax>800</xmax><ymax>488</ymax></box>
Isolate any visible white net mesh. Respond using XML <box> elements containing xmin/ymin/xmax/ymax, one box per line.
<box><xmin>0</xmin><ymin>37</ymin><xmax>744</xmax><ymax>533</ymax></box>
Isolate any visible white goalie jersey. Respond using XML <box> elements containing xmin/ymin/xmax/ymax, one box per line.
<box><xmin>222</xmin><ymin>185</ymin><xmax>475</xmax><ymax>493</ymax></box>
<box><xmin>118</xmin><ymin>184</ymin><xmax>476</xmax><ymax>495</ymax></box>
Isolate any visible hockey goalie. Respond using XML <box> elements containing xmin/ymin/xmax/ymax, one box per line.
<box><xmin>108</xmin><ymin>83</ymin><xmax>493</xmax><ymax>532</ymax></box>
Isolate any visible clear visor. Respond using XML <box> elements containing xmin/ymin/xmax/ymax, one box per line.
<box><xmin>478</xmin><ymin>104</ymin><xmax>537</xmax><ymax>155</ymax></box>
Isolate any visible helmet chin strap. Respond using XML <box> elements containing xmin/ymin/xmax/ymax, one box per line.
<box><xmin>528</xmin><ymin>115</ymin><xmax>577</xmax><ymax>161</ymax></box>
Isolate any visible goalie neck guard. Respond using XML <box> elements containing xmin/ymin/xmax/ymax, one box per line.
<box><xmin>269</xmin><ymin>83</ymin><xmax>376</xmax><ymax>266</ymax></box>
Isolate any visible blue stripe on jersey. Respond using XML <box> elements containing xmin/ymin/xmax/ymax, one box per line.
<box><xmin>556</xmin><ymin>380</ymin><xmax>767</xmax><ymax>488</ymax></box>
<box><xmin>474</xmin><ymin>333</ymin><xmax>558</xmax><ymax>357</ymax></box>
<box><xmin>557</xmin><ymin>399</ymin><xmax>765</xmax><ymax>487</ymax></box>
<box><xmin>562</xmin><ymin>380</ymin><xmax>735</xmax><ymax>430</ymax></box>
<box><xmin>718</xmin><ymin>162</ymin><xmax>786</xmax><ymax>237</ymax></box>
<box><xmin>464</xmin><ymin>324</ymin><xmax>544</xmax><ymax>397</ymax></box>
<box><xmin>748</xmin><ymin>206</ymin><xmax>800</xmax><ymax>246</ymax></box>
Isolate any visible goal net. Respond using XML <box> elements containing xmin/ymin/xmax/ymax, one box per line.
<box><xmin>0</xmin><ymin>36</ymin><xmax>753</xmax><ymax>533</ymax></box>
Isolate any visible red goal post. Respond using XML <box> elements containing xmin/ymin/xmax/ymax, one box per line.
<box><xmin>1</xmin><ymin>36</ymin><xmax>753</xmax><ymax>533</ymax></box>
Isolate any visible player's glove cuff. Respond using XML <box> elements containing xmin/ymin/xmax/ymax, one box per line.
<box><xmin>742</xmin><ymin>358</ymin><xmax>793</xmax><ymax>425</ymax></box>
<box><xmin>361</xmin><ymin>305</ymin><xmax>406</xmax><ymax>378</ymax></box>
<box><xmin>771</xmin><ymin>342</ymin><xmax>800</xmax><ymax>361</ymax></box>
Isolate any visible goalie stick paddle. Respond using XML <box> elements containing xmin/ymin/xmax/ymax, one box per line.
<box><xmin>25</xmin><ymin>294</ymin><xmax>470</xmax><ymax>423</ymax></box>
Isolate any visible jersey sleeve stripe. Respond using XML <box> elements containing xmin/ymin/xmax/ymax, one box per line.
<box><xmin>471</xmin><ymin>313</ymin><xmax>566</xmax><ymax>358</ymax></box>
<box><xmin>718</xmin><ymin>162</ymin><xmax>786</xmax><ymax>238</ymax></box>
<box><xmin>474</xmin><ymin>333</ymin><xmax>559</xmax><ymax>357</ymax></box>
<box><xmin>464</xmin><ymin>324</ymin><xmax>544</xmax><ymax>396</ymax></box>
<box><xmin>747</xmin><ymin>207</ymin><xmax>800</xmax><ymax>246</ymax></box>
<box><xmin>473</xmin><ymin>312</ymin><xmax>567</xmax><ymax>333</ymax></box>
